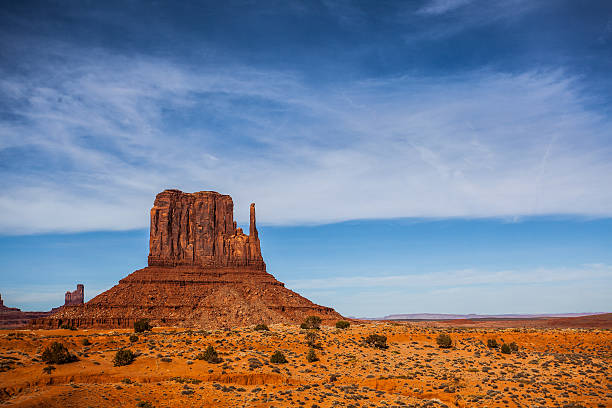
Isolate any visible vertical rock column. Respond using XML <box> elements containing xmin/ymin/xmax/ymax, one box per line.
<box><xmin>247</xmin><ymin>203</ymin><xmax>264</xmax><ymax>265</ymax></box>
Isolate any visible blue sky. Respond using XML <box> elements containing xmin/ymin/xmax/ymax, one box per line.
<box><xmin>0</xmin><ymin>0</ymin><xmax>611</xmax><ymax>315</ymax></box>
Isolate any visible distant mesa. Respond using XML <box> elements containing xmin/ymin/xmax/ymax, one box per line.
<box><xmin>0</xmin><ymin>294</ymin><xmax>20</xmax><ymax>312</ymax></box>
<box><xmin>0</xmin><ymin>293</ymin><xmax>51</xmax><ymax>329</ymax></box>
<box><xmin>34</xmin><ymin>189</ymin><xmax>343</xmax><ymax>329</ymax></box>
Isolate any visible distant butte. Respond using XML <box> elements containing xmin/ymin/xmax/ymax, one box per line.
<box><xmin>35</xmin><ymin>190</ymin><xmax>342</xmax><ymax>329</ymax></box>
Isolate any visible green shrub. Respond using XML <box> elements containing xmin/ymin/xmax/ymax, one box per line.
<box><xmin>335</xmin><ymin>320</ymin><xmax>350</xmax><ymax>329</ymax></box>
<box><xmin>254</xmin><ymin>323</ymin><xmax>269</xmax><ymax>331</ymax></box>
<box><xmin>306</xmin><ymin>348</ymin><xmax>319</xmax><ymax>362</ymax></box>
<box><xmin>509</xmin><ymin>342</ymin><xmax>519</xmax><ymax>352</ymax></box>
<box><xmin>365</xmin><ymin>334</ymin><xmax>387</xmax><ymax>349</ymax></box>
<box><xmin>196</xmin><ymin>345</ymin><xmax>222</xmax><ymax>363</ymax></box>
<box><xmin>300</xmin><ymin>315</ymin><xmax>322</xmax><ymax>330</ymax></box>
<box><xmin>82</xmin><ymin>338</ymin><xmax>91</xmax><ymax>346</ymax></box>
<box><xmin>270</xmin><ymin>351</ymin><xmax>287</xmax><ymax>364</ymax></box>
<box><xmin>500</xmin><ymin>343</ymin><xmax>511</xmax><ymax>354</ymax></box>
<box><xmin>113</xmin><ymin>349</ymin><xmax>136</xmax><ymax>366</ymax></box>
<box><xmin>487</xmin><ymin>339</ymin><xmax>498</xmax><ymax>348</ymax></box>
<box><xmin>41</xmin><ymin>342</ymin><xmax>78</xmax><ymax>364</ymax></box>
<box><xmin>436</xmin><ymin>333</ymin><xmax>452</xmax><ymax>349</ymax></box>
<box><xmin>129</xmin><ymin>334</ymin><xmax>139</xmax><ymax>343</ymax></box>
<box><xmin>134</xmin><ymin>319</ymin><xmax>152</xmax><ymax>333</ymax></box>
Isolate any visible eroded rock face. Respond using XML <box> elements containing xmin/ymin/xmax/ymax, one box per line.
<box><xmin>148</xmin><ymin>190</ymin><xmax>264</xmax><ymax>268</ymax></box>
<box><xmin>34</xmin><ymin>190</ymin><xmax>342</xmax><ymax>329</ymax></box>
<box><xmin>64</xmin><ymin>284</ymin><xmax>84</xmax><ymax>306</ymax></box>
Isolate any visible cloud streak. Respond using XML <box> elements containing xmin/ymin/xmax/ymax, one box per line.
<box><xmin>286</xmin><ymin>264</ymin><xmax>612</xmax><ymax>316</ymax></box>
<box><xmin>1</xmin><ymin>43</ymin><xmax>611</xmax><ymax>234</ymax></box>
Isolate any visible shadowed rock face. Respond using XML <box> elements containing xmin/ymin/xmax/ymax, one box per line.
<box><xmin>34</xmin><ymin>190</ymin><xmax>342</xmax><ymax>329</ymax></box>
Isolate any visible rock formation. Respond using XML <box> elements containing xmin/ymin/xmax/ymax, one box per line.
<box><xmin>0</xmin><ymin>293</ymin><xmax>50</xmax><ymax>329</ymax></box>
<box><xmin>34</xmin><ymin>190</ymin><xmax>342</xmax><ymax>329</ymax></box>
<box><xmin>0</xmin><ymin>294</ymin><xmax>19</xmax><ymax>312</ymax></box>
<box><xmin>64</xmin><ymin>284</ymin><xmax>84</xmax><ymax>306</ymax></box>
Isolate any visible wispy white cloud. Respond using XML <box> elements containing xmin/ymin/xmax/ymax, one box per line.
<box><xmin>1</xmin><ymin>44</ymin><xmax>611</xmax><ymax>234</ymax></box>
<box><xmin>417</xmin><ymin>0</ymin><xmax>474</xmax><ymax>15</ymax></box>
<box><xmin>412</xmin><ymin>0</ymin><xmax>540</xmax><ymax>40</ymax></box>
<box><xmin>286</xmin><ymin>264</ymin><xmax>612</xmax><ymax>290</ymax></box>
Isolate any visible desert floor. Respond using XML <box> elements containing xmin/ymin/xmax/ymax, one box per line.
<box><xmin>0</xmin><ymin>322</ymin><xmax>610</xmax><ymax>407</ymax></box>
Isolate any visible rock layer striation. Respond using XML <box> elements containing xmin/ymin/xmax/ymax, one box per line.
<box><xmin>35</xmin><ymin>190</ymin><xmax>341</xmax><ymax>329</ymax></box>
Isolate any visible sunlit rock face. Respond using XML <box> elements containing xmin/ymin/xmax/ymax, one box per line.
<box><xmin>34</xmin><ymin>190</ymin><xmax>342</xmax><ymax>329</ymax></box>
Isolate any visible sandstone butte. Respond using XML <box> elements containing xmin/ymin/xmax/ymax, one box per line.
<box><xmin>33</xmin><ymin>189</ymin><xmax>342</xmax><ymax>329</ymax></box>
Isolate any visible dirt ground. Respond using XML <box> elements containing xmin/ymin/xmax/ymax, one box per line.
<box><xmin>0</xmin><ymin>322</ymin><xmax>610</xmax><ymax>407</ymax></box>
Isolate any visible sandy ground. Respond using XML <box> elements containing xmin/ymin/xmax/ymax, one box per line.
<box><xmin>0</xmin><ymin>322</ymin><xmax>610</xmax><ymax>407</ymax></box>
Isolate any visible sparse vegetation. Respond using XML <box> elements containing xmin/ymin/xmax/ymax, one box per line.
<box><xmin>134</xmin><ymin>319</ymin><xmax>152</xmax><ymax>333</ymax></box>
<box><xmin>129</xmin><ymin>334</ymin><xmax>139</xmax><ymax>343</ymax></box>
<box><xmin>300</xmin><ymin>315</ymin><xmax>322</xmax><ymax>330</ymax></box>
<box><xmin>196</xmin><ymin>345</ymin><xmax>222</xmax><ymax>363</ymax></box>
<box><xmin>304</xmin><ymin>331</ymin><xmax>320</xmax><ymax>348</ymax></box>
<box><xmin>436</xmin><ymin>333</ymin><xmax>452</xmax><ymax>348</ymax></box>
<box><xmin>254</xmin><ymin>323</ymin><xmax>269</xmax><ymax>331</ymax></box>
<box><xmin>270</xmin><ymin>350</ymin><xmax>287</xmax><ymax>364</ymax></box>
<box><xmin>41</xmin><ymin>342</ymin><xmax>78</xmax><ymax>364</ymax></box>
<box><xmin>113</xmin><ymin>349</ymin><xmax>136</xmax><ymax>366</ymax></box>
<box><xmin>137</xmin><ymin>402</ymin><xmax>155</xmax><ymax>408</ymax></box>
<box><xmin>82</xmin><ymin>338</ymin><xmax>91</xmax><ymax>346</ymax></box>
<box><xmin>365</xmin><ymin>334</ymin><xmax>387</xmax><ymax>349</ymax></box>
<box><xmin>306</xmin><ymin>348</ymin><xmax>319</xmax><ymax>362</ymax></box>
<box><xmin>335</xmin><ymin>320</ymin><xmax>350</xmax><ymax>329</ymax></box>
<box><xmin>487</xmin><ymin>339</ymin><xmax>498</xmax><ymax>348</ymax></box>
<box><xmin>500</xmin><ymin>343</ymin><xmax>511</xmax><ymax>354</ymax></box>
<box><xmin>509</xmin><ymin>341</ymin><xmax>519</xmax><ymax>352</ymax></box>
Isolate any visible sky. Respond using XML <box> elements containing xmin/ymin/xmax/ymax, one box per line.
<box><xmin>0</xmin><ymin>0</ymin><xmax>611</xmax><ymax>316</ymax></box>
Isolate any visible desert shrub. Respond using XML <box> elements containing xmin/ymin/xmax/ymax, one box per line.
<box><xmin>196</xmin><ymin>345</ymin><xmax>222</xmax><ymax>363</ymax></box>
<box><xmin>137</xmin><ymin>402</ymin><xmax>155</xmax><ymax>408</ymax></box>
<box><xmin>82</xmin><ymin>338</ymin><xmax>91</xmax><ymax>346</ymax></box>
<box><xmin>365</xmin><ymin>334</ymin><xmax>387</xmax><ymax>349</ymax></box>
<box><xmin>487</xmin><ymin>339</ymin><xmax>498</xmax><ymax>348</ymax></box>
<box><xmin>60</xmin><ymin>324</ymin><xmax>76</xmax><ymax>330</ymax></box>
<box><xmin>304</xmin><ymin>331</ymin><xmax>319</xmax><ymax>348</ymax></box>
<box><xmin>160</xmin><ymin>357</ymin><xmax>172</xmax><ymax>362</ymax></box>
<box><xmin>254</xmin><ymin>323</ymin><xmax>269</xmax><ymax>331</ymax></box>
<box><xmin>335</xmin><ymin>320</ymin><xmax>350</xmax><ymax>329</ymax></box>
<box><xmin>270</xmin><ymin>351</ymin><xmax>287</xmax><ymax>364</ymax></box>
<box><xmin>306</xmin><ymin>348</ymin><xmax>319</xmax><ymax>362</ymax></box>
<box><xmin>329</xmin><ymin>374</ymin><xmax>338</xmax><ymax>382</ymax></box>
<box><xmin>129</xmin><ymin>334</ymin><xmax>139</xmax><ymax>343</ymax></box>
<box><xmin>42</xmin><ymin>365</ymin><xmax>56</xmax><ymax>374</ymax></box>
<box><xmin>41</xmin><ymin>342</ymin><xmax>78</xmax><ymax>364</ymax></box>
<box><xmin>509</xmin><ymin>342</ymin><xmax>519</xmax><ymax>352</ymax></box>
<box><xmin>134</xmin><ymin>319</ymin><xmax>152</xmax><ymax>333</ymax></box>
<box><xmin>113</xmin><ymin>349</ymin><xmax>136</xmax><ymax>366</ymax></box>
<box><xmin>436</xmin><ymin>333</ymin><xmax>452</xmax><ymax>349</ymax></box>
<box><xmin>500</xmin><ymin>343</ymin><xmax>511</xmax><ymax>354</ymax></box>
<box><xmin>300</xmin><ymin>315</ymin><xmax>322</xmax><ymax>330</ymax></box>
